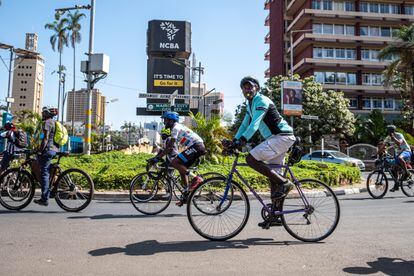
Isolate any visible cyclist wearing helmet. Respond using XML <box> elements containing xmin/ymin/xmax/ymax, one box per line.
<box><xmin>0</xmin><ymin>122</ymin><xmax>25</xmax><ymax>174</ymax></box>
<box><xmin>230</xmin><ymin>76</ymin><xmax>296</xmax><ymax>228</ymax></box>
<box><xmin>153</xmin><ymin>128</ymin><xmax>178</xmax><ymax>160</ymax></box>
<box><xmin>34</xmin><ymin>106</ymin><xmax>60</xmax><ymax>206</ymax></box>
<box><xmin>149</xmin><ymin>111</ymin><xmax>206</xmax><ymax>206</ymax></box>
<box><xmin>384</xmin><ymin>124</ymin><xmax>412</xmax><ymax>191</ymax></box>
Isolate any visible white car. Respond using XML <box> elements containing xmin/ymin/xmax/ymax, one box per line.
<box><xmin>301</xmin><ymin>150</ymin><xmax>365</xmax><ymax>170</ymax></box>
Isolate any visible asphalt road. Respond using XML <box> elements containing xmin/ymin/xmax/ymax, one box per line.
<box><xmin>0</xmin><ymin>192</ymin><xmax>413</xmax><ymax>275</ymax></box>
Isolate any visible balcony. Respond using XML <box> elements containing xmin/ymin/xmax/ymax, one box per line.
<box><xmin>288</xmin><ymin>33</ymin><xmax>395</xmax><ymax>54</ymax></box>
<box><xmin>265</xmin><ymin>68</ymin><xmax>270</xmax><ymax>78</ymax></box>
<box><xmin>264</xmin><ymin>49</ymin><xmax>270</xmax><ymax>61</ymax></box>
<box><xmin>264</xmin><ymin>0</ymin><xmax>272</xmax><ymax>10</ymax></box>
<box><xmin>265</xmin><ymin>32</ymin><xmax>270</xmax><ymax>44</ymax></box>
<box><xmin>265</xmin><ymin>14</ymin><xmax>270</xmax><ymax>26</ymax></box>
<box><xmin>292</xmin><ymin>58</ymin><xmax>389</xmax><ymax>74</ymax></box>
<box><xmin>286</xmin><ymin>0</ymin><xmax>307</xmax><ymax>16</ymax></box>
<box><xmin>287</xmin><ymin>9</ymin><xmax>414</xmax><ymax>32</ymax></box>
<box><xmin>321</xmin><ymin>84</ymin><xmax>397</xmax><ymax>94</ymax></box>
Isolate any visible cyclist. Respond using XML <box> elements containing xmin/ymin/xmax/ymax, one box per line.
<box><xmin>228</xmin><ymin>76</ymin><xmax>296</xmax><ymax>228</ymax></box>
<box><xmin>0</xmin><ymin>122</ymin><xmax>26</xmax><ymax>174</ymax></box>
<box><xmin>34</xmin><ymin>106</ymin><xmax>60</xmax><ymax>206</ymax></box>
<box><xmin>159</xmin><ymin>128</ymin><xmax>178</xmax><ymax>159</ymax></box>
<box><xmin>384</xmin><ymin>125</ymin><xmax>412</xmax><ymax>191</ymax></box>
<box><xmin>148</xmin><ymin>111</ymin><xmax>206</xmax><ymax>206</ymax></box>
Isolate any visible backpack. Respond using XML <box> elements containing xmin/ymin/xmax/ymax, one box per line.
<box><xmin>14</xmin><ymin>130</ymin><xmax>28</xmax><ymax>148</ymax></box>
<box><xmin>54</xmin><ymin>121</ymin><xmax>68</xmax><ymax>146</ymax></box>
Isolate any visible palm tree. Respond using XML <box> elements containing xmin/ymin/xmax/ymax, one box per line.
<box><xmin>44</xmin><ymin>16</ymin><xmax>69</xmax><ymax>122</ymax></box>
<box><xmin>66</xmin><ymin>11</ymin><xmax>86</xmax><ymax>135</ymax></box>
<box><xmin>121</xmin><ymin>122</ymin><xmax>138</xmax><ymax>145</ymax></box>
<box><xmin>378</xmin><ymin>24</ymin><xmax>414</xmax><ymax>133</ymax></box>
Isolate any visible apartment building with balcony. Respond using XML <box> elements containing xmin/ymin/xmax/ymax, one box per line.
<box><xmin>264</xmin><ymin>0</ymin><xmax>414</xmax><ymax>118</ymax></box>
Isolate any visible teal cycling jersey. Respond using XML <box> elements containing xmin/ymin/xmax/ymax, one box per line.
<box><xmin>235</xmin><ymin>93</ymin><xmax>293</xmax><ymax>141</ymax></box>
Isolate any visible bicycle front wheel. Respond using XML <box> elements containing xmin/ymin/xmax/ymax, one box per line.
<box><xmin>0</xmin><ymin>168</ymin><xmax>35</xmax><ymax>210</ymax></box>
<box><xmin>401</xmin><ymin>169</ymin><xmax>414</xmax><ymax>197</ymax></box>
<box><xmin>281</xmin><ymin>179</ymin><xmax>340</xmax><ymax>242</ymax></box>
<box><xmin>129</xmin><ymin>172</ymin><xmax>172</xmax><ymax>215</ymax></box>
<box><xmin>187</xmin><ymin>177</ymin><xmax>249</xmax><ymax>241</ymax></box>
<box><xmin>55</xmin><ymin>168</ymin><xmax>94</xmax><ymax>212</ymax></box>
<box><xmin>366</xmin><ymin>170</ymin><xmax>388</xmax><ymax>199</ymax></box>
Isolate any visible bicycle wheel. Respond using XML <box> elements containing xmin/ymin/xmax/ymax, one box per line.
<box><xmin>129</xmin><ymin>172</ymin><xmax>172</xmax><ymax>215</ymax></box>
<box><xmin>0</xmin><ymin>168</ymin><xmax>35</xmax><ymax>210</ymax></box>
<box><xmin>401</xmin><ymin>169</ymin><xmax>414</xmax><ymax>197</ymax></box>
<box><xmin>187</xmin><ymin>177</ymin><xmax>249</xmax><ymax>241</ymax></box>
<box><xmin>281</xmin><ymin>179</ymin><xmax>340</xmax><ymax>242</ymax></box>
<box><xmin>55</xmin><ymin>168</ymin><xmax>94</xmax><ymax>212</ymax></box>
<box><xmin>366</xmin><ymin>170</ymin><xmax>388</xmax><ymax>199</ymax></box>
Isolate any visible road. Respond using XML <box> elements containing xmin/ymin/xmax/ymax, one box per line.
<box><xmin>0</xmin><ymin>192</ymin><xmax>413</xmax><ymax>275</ymax></box>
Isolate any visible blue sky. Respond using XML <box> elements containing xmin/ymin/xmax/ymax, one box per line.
<box><xmin>0</xmin><ymin>0</ymin><xmax>268</xmax><ymax>129</ymax></box>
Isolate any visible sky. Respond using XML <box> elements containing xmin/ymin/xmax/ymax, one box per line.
<box><xmin>0</xmin><ymin>0</ymin><xmax>268</xmax><ymax>130</ymax></box>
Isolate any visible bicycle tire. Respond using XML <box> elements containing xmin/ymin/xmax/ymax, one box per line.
<box><xmin>55</xmin><ymin>168</ymin><xmax>94</xmax><ymax>212</ymax></box>
<box><xmin>129</xmin><ymin>172</ymin><xmax>172</xmax><ymax>215</ymax></box>
<box><xmin>281</xmin><ymin>179</ymin><xmax>340</xmax><ymax>242</ymax></box>
<box><xmin>0</xmin><ymin>168</ymin><xmax>35</xmax><ymax>211</ymax></box>
<box><xmin>187</xmin><ymin>177</ymin><xmax>249</xmax><ymax>241</ymax></box>
<box><xmin>401</xmin><ymin>169</ymin><xmax>414</xmax><ymax>197</ymax></box>
<box><xmin>366</xmin><ymin>170</ymin><xmax>388</xmax><ymax>199</ymax></box>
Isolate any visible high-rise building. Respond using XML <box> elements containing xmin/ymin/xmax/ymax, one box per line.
<box><xmin>11</xmin><ymin>33</ymin><xmax>44</xmax><ymax>115</ymax></box>
<box><xmin>264</xmin><ymin>0</ymin><xmax>414</xmax><ymax>118</ymax></box>
<box><xmin>66</xmin><ymin>89</ymin><xmax>106</xmax><ymax>126</ymax></box>
<box><xmin>204</xmin><ymin>92</ymin><xmax>224</xmax><ymax>119</ymax></box>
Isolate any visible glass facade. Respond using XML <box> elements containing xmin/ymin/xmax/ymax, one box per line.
<box><xmin>313</xmin><ymin>23</ymin><xmax>355</xmax><ymax>35</ymax></box>
<box><xmin>314</xmin><ymin>71</ymin><xmax>357</xmax><ymax>85</ymax></box>
<box><xmin>313</xmin><ymin>47</ymin><xmax>356</xmax><ymax>60</ymax></box>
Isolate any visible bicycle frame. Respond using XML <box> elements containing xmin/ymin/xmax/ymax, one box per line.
<box><xmin>220</xmin><ymin>152</ymin><xmax>311</xmax><ymax>216</ymax></box>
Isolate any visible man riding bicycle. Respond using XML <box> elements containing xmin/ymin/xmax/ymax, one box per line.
<box><xmin>226</xmin><ymin>76</ymin><xmax>296</xmax><ymax>228</ymax></box>
<box><xmin>148</xmin><ymin>111</ymin><xmax>207</xmax><ymax>206</ymax></box>
<box><xmin>384</xmin><ymin>125</ymin><xmax>412</xmax><ymax>191</ymax></box>
<box><xmin>0</xmin><ymin>122</ymin><xmax>27</xmax><ymax>175</ymax></box>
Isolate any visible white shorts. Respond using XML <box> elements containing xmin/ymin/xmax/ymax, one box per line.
<box><xmin>250</xmin><ymin>134</ymin><xmax>296</xmax><ymax>165</ymax></box>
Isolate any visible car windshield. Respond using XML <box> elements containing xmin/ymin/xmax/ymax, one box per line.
<box><xmin>329</xmin><ymin>151</ymin><xmax>350</xmax><ymax>158</ymax></box>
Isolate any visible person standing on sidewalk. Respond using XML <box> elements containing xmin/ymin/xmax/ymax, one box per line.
<box><xmin>0</xmin><ymin>122</ymin><xmax>27</xmax><ymax>174</ymax></box>
<box><xmin>34</xmin><ymin>106</ymin><xmax>60</xmax><ymax>206</ymax></box>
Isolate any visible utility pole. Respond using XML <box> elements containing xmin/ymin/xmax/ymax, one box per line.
<box><xmin>6</xmin><ymin>47</ymin><xmax>13</xmax><ymax>113</ymax></box>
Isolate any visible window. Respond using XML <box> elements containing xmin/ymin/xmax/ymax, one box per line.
<box><xmin>359</xmin><ymin>2</ymin><xmax>368</xmax><ymax>12</ymax></box>
<box><xmin>335</xmin><ymin>25</ymin><xmax>344</xmax><ymax>35</ymax></box>
<box><xmin>406</xmin><ymin>5</ymin><xmax>414</xmax><ymax>15</ymax></box>
<box><xmin>363</xmin><ymin>98</ymin><xmax>371</xmax><ymax>109</ymax></box>
<box><xmin>372</xmin><ymin>74</ymin><xmax>382</xmax><ymax>86</ymax></box>
<box><xmin>311</xmin><ymin>152</ymin><xmax>323</xmax><ymax>158</ymax></box>
<box><xmin>370</xmin><ymin>26</ymin><xmax>380</xmax><ymax>36</ymax></box>
<box><xmin>347</xmin><ymin>73</ymin><xmax>356</xmax><ymax>84</ymax></box>
<box><xmin>315</xmin><ymin>72</ymin><xmax>324</xmax><ymax>83</ymax></box>
<box><xmin>370</xmin><ymin>50</ymin><xmax>379</xmax><ymax>61</ymax></box>
<box><xmin>325</xmin><ymin>72</ymin><xmax>336</xmax><ymax>84</ymax></box>
<box><xmin>379</xmin><ymin>3</ymin><xmax>389</xmax><ymax>14</ymax></box>
<box><xmin>346</xmin><ymin>25</ymin><xmax>355</xmax><ymax>35</ymax></box>
<box><xmin>323</xmin><ymin>24</ymin><xmax>334</xmax><ymax>34</ymax></box>
<box><xmin>313</xmin><ymin>23</ymin><xmax>322</xmax><ymax>34</ymax></box>
<box><xmin>345</xmin><ymin>1</ymin><xmax>354</xmax><ymax>11</ymax></box>
<box><xmin>369</xmin><ymin>3</ymin><xmax>379</xmax><ymax>13</ymax></box>
<box><xmin>390</xmin><ymin>4</ymin><xmax>400</xmax><ymax>14</ymax></box>
<box><xmin>312</xmin><ymin>0</ymin><xmax>322</xmax><ymax>9</ymax></box>
<box><xmin>334</xmin><ymin>1</ymin><xmax>344</xmax><ymax>11</ymax></box>
<box><xmin>362</xmin><ymin>73</ymin><xmax>370</xmax><ymax>85</ymax></box>
<box><xmin>313</xmin><ymin>47</ymin><xmax>323</xmax><ymax>58</ymax></box>
<box><xmin>384</xmin><ymin>99</ymin><xmax>394</xmax><ymax>109</ymax></box>
<box><xmin>381</xmin><ymin>27</ymin><xmax>391</xmax><ymax>37</ymax></box>
<box><xmin>349</xmin><ymin>98</ymin><xmax>358</xmax><ymax>108</ymax></box>
<box><xmin>360</xmin><ymin>26</ymin><xmax>368</xmax><ymax>36</ymax></box>
<box><xmin>336</xmin><ymin>48</ymin><xmax>346</xmax><ymax>59</ymax></box>
<box><xmin>323</xmin><ymin>0</ymin><xmax>332</xmax><ymax>10</ymax></box>
<box><xmin>346</xmin><ymin>49</ymin><xmax>356</xmax><ymax>59</ymax></box>
<box><xmin>336</xmin><ymin>72</ymin><xmax>347</xmax><ymax>84</ymax></box>
<box><xmin>372</xmin><ymin>99</ymin><xmax>383</xmax><ymax>109</ymax></box>
<box><xmin>324</xmin><ymin>48</ymin><xmax>334</xmax><ymax>58</ymax></box>
<box><xmin>361</xmin><ymin>49</ymin><xmax>370</xmax><ymax>60</ymax></box>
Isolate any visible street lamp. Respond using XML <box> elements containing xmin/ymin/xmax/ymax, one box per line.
<box><xmin>288</xmin><ymin>29</ymin><xmax>313</xmax><ymax>77</ymax></box>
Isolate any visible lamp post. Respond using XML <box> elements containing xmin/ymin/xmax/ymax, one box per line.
<box><xmin>289</xmin><ymin>29</ymin><xmax>313</xmax><ymax>77</ymax></box>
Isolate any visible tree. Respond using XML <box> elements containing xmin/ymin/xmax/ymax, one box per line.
<box><xmin>352</xmin><ymin>110</ymin><xmax>387</xmax><ymax>145</ymax></box>
<box><xmin>14</xmin><ymin>110</ymin><xmax>42</xmax><ymax>149</ymax></box>
<box><xmin>121</xmin><ymin>122</ymin><xmax>138</xmax><ymax>145</ymax></box>
<box><xmin>189</xmin><ymin>112</ymin><xmax>231</xmax><ymax>163</ymax></box>
<box><xmin>45</xmin><ymin>15</ymin><xmax>69</xmax><ymax>118</ymax></box>
<box><xmin>232</xmin><ymin>75</ymin><xmax>356</xmax><ymax>145</ymax></box>
<box><xmin>378</xmin><ymin>24</ymin><xmax>414</xmax><ymax>134</ymax></box>
<box><xmin>66</xmin><ymin>11</ymin><xmax>85</xmax><ymax>134</ymax></box>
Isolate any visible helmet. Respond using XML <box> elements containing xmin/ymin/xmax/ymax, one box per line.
<box><xmin>240</xmin><ymin>76</ymin><xmax>260</xmax><ymax>89</ymax></box>
<box><xmin>42</xmin><ymin>106</ymin><xmax>58</xmax><ymax>117</ymax></box>
<box><xmin>3</xmin><ymin>122</ymin><xmax>15</xmax><ymax>131</ymax></box>
<box><xmin>386</xmin><ymin>125</ymin><xmax>396</xmax><ymax>134</ymax></box>
<box><xmin>161</xmin><ymin>111</ymin><xmax>179</xmax><ymax>122</ymax></box>
<box><xmin>160</xmin><ymin>128</ymin><xmax>171</xmax><ymax>136</ymax></box>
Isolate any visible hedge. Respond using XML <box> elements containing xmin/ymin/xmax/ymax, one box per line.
<box><xmin>59</xmin><ymin>151</ymin><xmax>361</xmax><ymax>191</ymax></box>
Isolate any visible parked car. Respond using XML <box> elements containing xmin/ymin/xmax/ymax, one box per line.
<box><xmin>301</xmin><ymin>150</ymin><xmax>365</xmax><ymax>170</ymax></box>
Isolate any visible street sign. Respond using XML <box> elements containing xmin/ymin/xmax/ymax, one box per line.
<box><xmin>136</xmin><ymin>107</ymin><xmax>199</xmax><ymax>116</ymax></box>
<box><xmin>5</xmin><ymin>97</ymin><xmax>14</xmax><ymax>103</ymax></box>
<box><xmin>139</xmin><ymin>93</ymin><xmax>202</xmax><ymax>100</ymax></box>
<box><xmin>301</xmin><ymin>114</ymin><xmax>319</xmax><ymax>120</ymax></box>
<box><xmin>147</xmin><ymin>103</ymin><xmax>189</xmax><ymax>112</ymax></box>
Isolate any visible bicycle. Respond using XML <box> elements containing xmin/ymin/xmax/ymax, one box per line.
<box><xmin>366</xmin><ymin>153</ymin><xmax>414</xmax><ymax>199</ymax></box>
<box><xmin>186</xmin><ymin>140</ymin><xmax>341</xmax><ymax>242</ymax></box>
<box><xmin>129</xmin><ymin>157</ymin><xmax>224</xmax><ymax>215</ymax></box>
<box><xmin>0</xmin><ymin>150</ymin><xmax>94</xmax><ymax>212</ymax></box>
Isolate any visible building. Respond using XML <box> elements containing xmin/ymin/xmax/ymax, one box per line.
<box><xmin>11</xmin><ymin>33</ymin><xmax>44</xmax><ymax>115</ymax></box>
<box><xmin>66</xmin><ymin>88</ymin><xmax>106</xmax><ymax>126</ymax></box>
<box><xmin>204</xmin><ymin>92</ymin><xmax>224</xmax><ymax>119</ymax></box>
<box><xmin>144</xmin><ymin>121</ymin><xmax>162</xmax><ymax>131</ymax></box>
<box><xmin>264</xmin><ymin>0</ymin><xmax>414</xmax><ymax>118</ymax></box>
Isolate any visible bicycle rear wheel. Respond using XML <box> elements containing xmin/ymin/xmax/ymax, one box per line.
<box><xmin>366</xmin><ymin>170</ymin><xmax>388</xmax><ymax>199</ymax></box>
<box><xmin>0</xmin><ymin>168</ymin><xmax>35</xmax><ymax>211</ymax></box>
<box><xmin>281</xmin><ymin>179</ymin><xmax>340</xmax><ymax>242</ymax></box>
<box><xmin>187</xmin><ymin>177</ymin><xmax>249</xmax><ymax>241</ymax></box>
<box><xmin>129</xmin><ymin>172</ymin><xmax>172</xmax><ymax>215</ymax></box>
<box><xmin>55</xmin><ymin>168</ymin><xmax>94</xmax><ymax>212</ymax></box>
<box><xmin>401</xmin><ymin>169</ymin><xmax>414</xmax><ymax>197</ymax></box>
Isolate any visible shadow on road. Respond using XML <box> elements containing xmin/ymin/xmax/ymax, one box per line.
<box><xmin>343</xmin><ymin>257</ymin><xmax>414</xmax><ymax>275</ymax></box>
<box><xmin>88</xmin><ymin>238</ymin><xmax>316</xmax><ymax>256</ymax></box>
<box><xmin>67</xmin><ymin>213</ymin><xmax>186</xmax><ymax>220</ymax></box>
<box><xmin>339</xmin><ymin>196</ymin><xmax>404</xmax><ymax>201</ymax></box>
<box><xmin>402</xmin><ymin>200</ymin><xmax>414</xmax><ymax>204</ymax></box>
<box><xmin>0</xmin><ymin>210</ymin><xmax>62</xmax><ymax>214</ymax></box>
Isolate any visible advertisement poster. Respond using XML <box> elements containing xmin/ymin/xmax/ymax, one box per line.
<box><xmin>281</xmin><ymin>81</ymin><xmax>303</xmax><ymax>116</ymax></box>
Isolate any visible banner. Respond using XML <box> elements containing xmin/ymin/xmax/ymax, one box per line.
<box><xmin>281</xmin><ymin>81</ymin><xmax>303</xmax><ymax>116</ymax></box>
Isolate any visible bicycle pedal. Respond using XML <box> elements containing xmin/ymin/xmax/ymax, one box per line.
<box><xmin>258</xmin><ymin>221</ymin><xmax>271</xmax><ymax>230</ymax></box>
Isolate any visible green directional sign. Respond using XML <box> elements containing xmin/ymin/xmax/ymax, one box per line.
<box><xmin>146</xmin><ymin>103</ymin><xmax>189</xmax><ymax>112</ymax></box>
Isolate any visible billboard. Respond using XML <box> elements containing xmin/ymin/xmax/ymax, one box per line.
<box><xmin>147</xmin><ymin>20</ymin><xmax>191</xmax><ymax>59</ymax></box>
<box><xmin>281</xmin><ymin>81</ymin><xmax>303</xmax><ymax>116</ymax></box>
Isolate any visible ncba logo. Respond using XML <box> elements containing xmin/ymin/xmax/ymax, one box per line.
<box><xmin>160</xmin><ymin>22</ymin><xmax>179</xmax><ymax>41</ymax></box>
